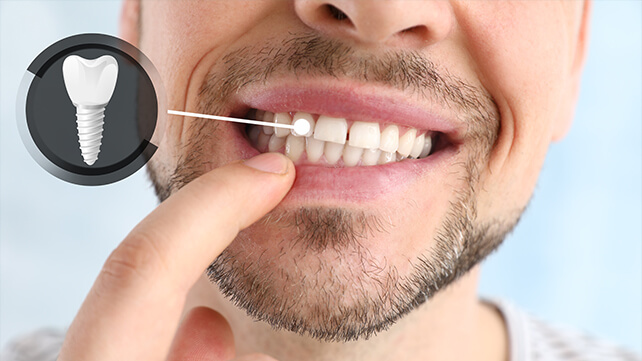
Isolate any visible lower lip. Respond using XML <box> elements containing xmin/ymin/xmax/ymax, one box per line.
<box><xmin>228</xmin><ymin>125</ymin><xmax>454</xmax><ymax>204</ymax></box>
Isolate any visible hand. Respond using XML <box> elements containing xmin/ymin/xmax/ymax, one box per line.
<box><xmin>58</xmin><ymin>153</ymin><xmax>295</xmax><ymax>361</ymax></box>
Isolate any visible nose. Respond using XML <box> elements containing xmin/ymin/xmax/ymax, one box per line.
<box><xmin>294</xmin><ymin>0</ymin><xmax>454</xmax><ymax>47</ymax></box>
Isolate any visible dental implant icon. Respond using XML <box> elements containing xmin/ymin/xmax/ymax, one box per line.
<box><xmin>62</xmin><ymin>55</ymin><xmax>118</xmax><ymax>166</ymax></box>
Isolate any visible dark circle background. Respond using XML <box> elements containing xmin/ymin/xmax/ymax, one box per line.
<box><xmin>25</xmin><ymin>36</ymin><xmax>157</xmax><ymax>178</ymax></box>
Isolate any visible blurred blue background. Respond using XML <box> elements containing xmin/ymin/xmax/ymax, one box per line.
<box><xmin>1</xmin><ymin>0</ymin><xmax>640</xmax><ymax>354</ymax></box>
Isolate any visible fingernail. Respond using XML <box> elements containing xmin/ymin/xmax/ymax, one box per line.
<box><xmin>243</xmin><ymin>153</ymin><xmax>290</xmax><ymax>174</ymax></box>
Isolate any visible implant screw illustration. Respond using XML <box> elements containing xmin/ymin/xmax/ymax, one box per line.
<box><xmin>62</xmin><ymin>55</ymin><xmax>118</xmax><ymax>166</ymax></box>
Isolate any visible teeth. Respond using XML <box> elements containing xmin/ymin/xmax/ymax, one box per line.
<box><xmin>342</xmin><ymin>145</ymin><xmax>363</xmax><ymax>167</ymax></box>
<box><xmin>248</xmin><ymin>126</ymin><xmax>261</xmax><ymax>143</ymax></box>
<box><xmin>268</xmin><ymin>134</ymin><xmax>286</xmax><ymax>152</ymax></box>
<box><xmin>379</xmin><ymin>125</ymin><xmax>399</xmax><ymax>153</ymax></box>
<box><xmin>292</xmin><ymin>112</ymin><xmax>315</xmax><ymax>137</ymax></box>
<box><xmin>378</xmin><ymin>151</ymin><xmax>395</xmax><ymax>165</ymax></box>
<box><xmin>419</xmin><ymin>135</ymin><xmax>432</xmax><ymax>158</ymax></box>
<box><xmin>248</xmin><ymin>110</ymin><xmax>440</xmax><ymax>167</ymax></box>
<box><xmin>397</xmin><ymin>129</ymin><xmax>417</xmax><ymax>158</ymax></box>
<box><xmin>285</xmin><ymin>134</ymin><xmax>305</xmax><ymax>161</ymax></box>
<box><xmin>306</xmin><ymin>137</ymin><xmax>325</xmax><ymax>162</ymax></box>
<box><xmin>362</xmin><ymin>148</ymin><xmax>381</xmax><ymax>166</ymax></box>
<box><xmin>324</xmin><ymin>142</ymin><xmax>344</xmax><ymax>165</ymax></box>
<box><xmin>314</xmin><ymin>115</ymin><xmax>347</xmax><ymax>144</ymax></box>
<box><xmin>274</xmin><ymin>112</ymin><xmax>292</xmax><ymax>137</ymax></box>
<box><xmin>262</xmin><ymin>111</ymin><xmax>274</xmax><ymax>134</ymax></box>
<box><xmin>348</xmin><ymin>121</ymin><xmax>380</xmax><ymax>149</ymax></box>
<box><xmin>409</xmin><ymin>133</ymin><xmax>425</xmax><ymax>159</ymax></box>
<box><xmin>257</xmin><ymin>131</ymin><xmax>270</xmax><ymax>150</ymax></box>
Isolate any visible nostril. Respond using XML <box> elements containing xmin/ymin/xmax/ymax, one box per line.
<box><xmin>326</xmin><ymin>4</ymin><xmax>350</xmax><ymax>22</ymax></box>
<box><xmin>400</xmin><ymin>25</ymin><xmax>429</xmax><ymax>38</ymax></box>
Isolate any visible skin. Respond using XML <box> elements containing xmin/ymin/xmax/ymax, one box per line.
<box><xmin>59</xmin><ymin>1</ymin><xmax>591</xmax><ymax>360</ymax></box>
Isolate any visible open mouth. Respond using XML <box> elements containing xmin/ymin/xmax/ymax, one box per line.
<box><xmin>218</xmin><ymin>85</ymin><xmax>465</xmax><ymax>201</ymax></box>
<box><xmin>243</xmin><ymin>109</ymin><xmax>451</xmax><ymax>167</ymax></box>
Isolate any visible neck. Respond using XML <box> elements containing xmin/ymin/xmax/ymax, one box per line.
<box><xmin>184</xmin><ymin>266</ymin><xmax>507</xmax><ymax>361</ymax></box>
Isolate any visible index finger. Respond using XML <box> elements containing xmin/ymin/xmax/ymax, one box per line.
<box><xmin>58</xmin><ymin>153</ymin><xmax>295</xmax><ymax>361</ymax></box>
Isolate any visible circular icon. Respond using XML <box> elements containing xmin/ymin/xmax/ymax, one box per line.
<box><xmin>17</xmin><ymin>33</ymin><xmax>165</xmax><ymax>185</ymax></box>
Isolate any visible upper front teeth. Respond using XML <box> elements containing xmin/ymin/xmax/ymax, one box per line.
<box><xmin>397</xmin><ymin>128</ymin><xmax>416</xmax><ymax>158</ymax></box>
<box><xmin>348</xmin><ymin>121</ymin><xmax>380</xmax><ymax>149</ymax></box>
<box><xmin>293</xmin><ymin>112</ymin><xmax>315</xmax><ymax>137</ymax></box>
<box><xmin>379</xmin><ymin>125</ymin><xmax>399</xmax><ymax>153</ymax></box>
<box><xmin>249</xmin><ymin>111</ymin><xmax>435</xmax><ymax>166</ymax></box>
<box><xmin>314</xmin><ymin>115</ymin><xmax>348</xmax><ymax>144</ymax></box>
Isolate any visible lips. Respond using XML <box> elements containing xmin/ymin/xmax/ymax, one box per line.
<box><xmin>213</xmin><ymin>84</ymin><xmax>465</xmax><ymax>202</ymax></box>
<box><xmin>233</xmin><ymin>86</ymin><xmax>464</xmax><ymax>139</ymax></box>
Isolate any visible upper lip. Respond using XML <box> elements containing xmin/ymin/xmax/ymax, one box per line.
<box><xmin>226</xmin><ymin>79</ymin><xmax>466</xmax><ymax>143</ymax></box>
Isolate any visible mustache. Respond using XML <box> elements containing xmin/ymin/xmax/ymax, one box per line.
<box><xmin>198</xmin><ymin>32</ymin><xmax>499</xmax><ymax>151</ymax></box>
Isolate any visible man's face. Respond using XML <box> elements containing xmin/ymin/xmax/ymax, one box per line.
<box><xmin>130</xmin><ymin>0</ymin><xmax>586</xmax><ymax>341</ymax></box>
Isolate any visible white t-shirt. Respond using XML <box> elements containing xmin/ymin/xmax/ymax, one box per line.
<box><xmin>2</xmin><ymin>299</ymin><xmax>639</xmax><ymax>361</ymax></box>
<box><xmin>488</xmin><ymin>299</ymin><xmax>640</xmax><ymax>361</ymax></box>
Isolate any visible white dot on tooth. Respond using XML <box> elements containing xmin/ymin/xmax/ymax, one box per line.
<box><xmin>292</xmin><ymin>112</ymin><xmax>315</xmax><ymax>137</ymax></box>
<box><xmin>292</xmin><ymin>118</ymin><xmax>311</xmax><ymax>136</ymax></box>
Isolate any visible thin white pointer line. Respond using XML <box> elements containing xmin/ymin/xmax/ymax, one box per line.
<box><xmin>167</xmin><ymin>109</ymin><xmax>294</xmax><ymax>130</ymax></box>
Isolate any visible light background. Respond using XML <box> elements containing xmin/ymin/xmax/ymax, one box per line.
<box><xmin>1</xmin><ymin>0</ymin><xmax>640</xmax><ymax>354</ymax></box>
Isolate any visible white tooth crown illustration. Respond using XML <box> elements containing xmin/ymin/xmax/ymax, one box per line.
<box><xmin>62</xmin><ymin>55</ymin><xmax>118</xmax><ymax>166</ymax></box>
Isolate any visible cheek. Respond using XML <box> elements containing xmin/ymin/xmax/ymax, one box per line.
<box><xmin>141</xmin><ymin>1</ymin><xmax>265</xmax><ymax>174</ymax></box>
<box><xmin>141</xmin><ymin>0</ymin><xmax>272</xmax><ymax>109</ymax></box>
<box><xmin>454</xmin><ymin>2</ymin><xmax>573</xmax><ymax>213</ymax></box>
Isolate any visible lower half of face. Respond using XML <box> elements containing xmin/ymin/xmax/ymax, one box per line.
<box><xmin>141</xmin><ymin>1</ymin><xmax>577</xmax><ymax>342</ymax></box>
<box><xmin>148</xmin><ymin>79</ymin><xmax>521</xmax><ymax>341</ymax></box>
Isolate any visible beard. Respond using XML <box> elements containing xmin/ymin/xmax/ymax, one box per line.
<box><xmin>148</xmin><ymin>32</ymin><xmax>521</xmax><ymax>342</ymax></box>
